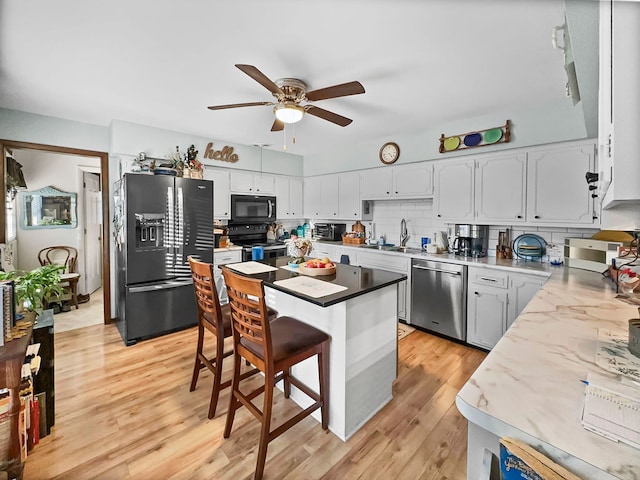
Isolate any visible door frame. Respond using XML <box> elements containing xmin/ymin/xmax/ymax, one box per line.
<box><xmin>77</xmin><ymin>166</ymin><xmax>102</xmax><ymax>295</ymax></box>
<box><xmin>1</xmin><ymin>139</ymin><xmax>111</xmax><ymax>324</ymax></box>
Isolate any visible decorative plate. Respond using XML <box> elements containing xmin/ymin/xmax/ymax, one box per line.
<box><xmin>443</xmin><ymin>136</ymin><xmax>461</xmax><ymax>151</ymax></box>
<box><xmin>483</xmin><ymin>128</ymin><xmax>503</xmax><ymax>144</ymax></box>
<box><xmin>463</xmin><ymin>132</ymin><xmax>482</xmax><ymax>147</ymax></box>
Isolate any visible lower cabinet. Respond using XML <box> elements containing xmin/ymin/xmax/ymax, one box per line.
<box><xmin>355</xmin><ymin>250</ymin><xmax>410</xmax><ymax>320</ymax></box>
<box><xmin>213</xmin><ymin>248</ymin><xmax>242</xmax><ymax>304</ymax></box>
<box><xmin>467</xmin><ymin>266</ymin><xmax>547</xmax><ymax>350</ymax></box>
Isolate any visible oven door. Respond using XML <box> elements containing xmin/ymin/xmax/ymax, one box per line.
<box><xmin>242</xmin><ymin>246</ymin><xmax>287</xmax><ymax>262</ymax></box>
<box><xmin>231</xmin><ymin>195</ymin><xmax>276</xmax><ymax>224</ymax></box>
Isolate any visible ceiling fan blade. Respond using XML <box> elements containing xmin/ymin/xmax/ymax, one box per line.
<box><xmin>207</xmin><ymin>101</ymin><xmax>273</xmax><ymax>110</ymax></box>
<box><xmin>271</xmin><ymin>118</ymin><xmax>284</xmax><ymax>132</ymax></box>
<box><xmin>305</xmin><ymin>81</ymin><xmax>365</xmax><ymax>102</ymax></box>
<box><xmin>235</xmin><ymin>64</ymin><xmax>284</xmax><ymax>95</ymax></box>
<box><xmin>306</xmin><ymin>106</ymin><xmax>353</xmax><ymax>127</ymax></box>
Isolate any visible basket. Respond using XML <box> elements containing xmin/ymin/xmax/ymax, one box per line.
<box><xmin>342</xmin><ymin>235</ymin><xmax>365</xmax><ymax>245</ymax></box>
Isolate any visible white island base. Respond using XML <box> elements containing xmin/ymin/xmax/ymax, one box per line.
<box><xmin>265</xmin><ymin>284</ymin><xmax>398</xmax><ymax>441</ymax></box>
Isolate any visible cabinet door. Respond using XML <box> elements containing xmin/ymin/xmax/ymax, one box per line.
<box><xmin>360</xmin><ymin>169</ymin><xmax>392</xmax><ymax>199</ymax></box>
<box><xmin>527</xmin><ymin>143</ymin><xmax>595</xmax><ymax>224</ymax></box>
<box><xmin>355</xmin><ymin>251</ymin><xmax>409</xmax><ymax>320</ymax></box>
<box><xmin>320</xmin><ymin>174</ymin><xmax>340</xmax><ymax>218</ymax></box>
<box><xmin>393</xmin><ymin>163</ymin><xmax>433</xmax><ymax>197</ymax></box>
<box><xmin>254</xmin><ymin>174</ymin><xmax>275</xmax><ymax>194</ymax></box>
<box><xmin>303</xmin><ymin>177</ymin><xmax>322</xmax><ymax>218</ymax></box>
<box><xmin>229</xmin><ymin>171</ymin><xmax>255</xmax><ymax>193</ymax></box>
<box><xmin>338</xmin><ymin>171</ymin><xmax>361</xmax><ymax>219</ymax></box>
<box><xmin>312</xmin><ymin>242</ymin><xmax>336</xmax><ymax>261</ymax></box>
<box><xmin>289</xmin><ymin>177</ymin><xmax>303</xmax><ymax>218</ymax></box>
<box><xmin>433</xmin><ymin>159</ymin><xmax>475</xmax><ymax>222</ymax></box>
<box><xmin>507</xmin><ymin>274</ymin><xmax>546</xmax><ymax>329</ymax></box>
<box><xmin>275</xmin><ymin>176</ymin><xmax>290</xmax><ymax>218</ymax></box>
<box><xmin>204</xmin><ymin>167</ymin><xmax>230</xmax><ymax>219</ymax></box>
<box><xmin>467</xmin><ymin>285</ymin><xmax>508</xmax><ymax>350</ymax></box>
<box><xmin>213</xmin><ymin>249</ymin><xmax>242</xmax><ymax>304</ymax></box>
<box><xmin>475</xmin><ymin>154</ymin><xmax>526</xmax><ymax>223</ymax></box>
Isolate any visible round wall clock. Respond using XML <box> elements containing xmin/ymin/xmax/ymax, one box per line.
<box><xmin>379</xmin><ymin>142</ymin><xmax>400</xmax><ymax>164</ymax></box>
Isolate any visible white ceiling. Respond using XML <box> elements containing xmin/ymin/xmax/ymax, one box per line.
<box><xmin>0</xmin><ymin>0</ymin><xmax>573</xmax><ymax>157</ymax></box>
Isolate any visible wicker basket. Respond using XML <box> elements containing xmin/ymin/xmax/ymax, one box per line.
<box><xmin>342</xmin><ymin>235</ymin><xmax>365</xmax><ymax>245</ymax></box>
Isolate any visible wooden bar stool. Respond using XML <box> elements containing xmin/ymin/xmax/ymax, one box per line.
<box><xmin>222</xmin><ymin>266</ymin><xmax>330</xmax><ymax>480</ymax></box>
<box><xmin>188</xmin><ymin>257</ymin><xmax>277</xmax><ymax>419</ymax></box>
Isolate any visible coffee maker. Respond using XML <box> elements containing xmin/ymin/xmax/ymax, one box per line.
<box><xmin>453</xmin><ymin>224</ymin><xmax>489</xmax><ymax>257</ymax></box>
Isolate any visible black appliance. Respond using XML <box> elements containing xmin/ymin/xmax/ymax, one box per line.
<box><xmin>313</xmin><ymin>223</ymin><xmax>346</xmax><ymax>241</ymax></box>
<box><xmin>452</xmin><ymin>224</ymin><xmax>489</xmax><ymax>258</ymax></box>
<box><xmin>230</xmin><ymin>194</ymin><xmax>276</xmax><ymax>224</ymax></box>
<box><xmin>113</xmin><ymin>174</ymin><xmax>214</xmax><ymax>345</ymax></box>
<box><xmin>228</xmin><ymin>223</ymin><xmax>288</xmax><ymax>262</ymax></box>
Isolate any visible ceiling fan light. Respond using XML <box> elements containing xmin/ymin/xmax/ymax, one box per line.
<box><xmin>274</xmin><ymin>104</ymin><xmax>304</xmax><ymax>124</ymax></box>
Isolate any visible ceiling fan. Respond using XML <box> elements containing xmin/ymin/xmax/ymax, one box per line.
<box><xmin>207</xmin><ymin>64</ymin><xmax>365</xmax><ymax>132</ymax></box>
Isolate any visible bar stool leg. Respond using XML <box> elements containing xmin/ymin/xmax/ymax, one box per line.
<box><xmin>208</xmin><ymin>328</ymin><xmax>225</xmax><ymax>419</ymax></box>
<box><xmin>224</xmin><ymin>351</ymin><xmax>242</xmax><ymax>439</ymax></box>
<box><xmin>190</xmin><ymin>324</ymin><xmax>205</xmax><ymax>392</ymax></box>
<box><xmin>255</xmin><ymin>373</ymin><xmax>275</xmax><ymax>480</ymax></box>
<box><xmin>319</xmin><ymin>341</ymin><xmax>330</xmax><ymax>430</ymax></box>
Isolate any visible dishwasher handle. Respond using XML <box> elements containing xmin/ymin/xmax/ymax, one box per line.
<box><xmin>412</xmin><ymin>264</ymin><xmax>462</xmax><ymax>276</ymax></box>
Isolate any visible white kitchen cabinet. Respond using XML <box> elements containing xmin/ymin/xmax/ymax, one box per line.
<box><xmin>467</xmin><ymin>285</ymin><xmax>508</xmax><ymax>350</ymax></box>
<box><xmin>433</xmin><ymin>158</ymin><xmax>475</xmax><ymax>222</ymax></box>
<box><xmin>392</xmin><ymin>163</ymin><xmax>433</xmax><ymax>197</ymax></box>
<box><xmin>304</xmin><ymin>175</ymin><xmax>339</xmax><ymax>219</ymax></box>
<box><xmin>204</xmin><ymin>167</ymin><xmax>230</xmax><ymax>220</ymax></box>
<box><xmin>359</xmin><ymin>164</ymin><xmax>432</xmax><ymax>200</ymax></box>
<box><xmin>599</xmin><ymin>1</ymin><xmax>640</xmax><ymax>208</ymax></box>
<box><xmin>213</xmin><ymin>248</ymin><xmax>242</xmax><ymax>304</ymax></box>
<box><xmin>311</xmin><ymin>242</ymin><xmax>339</xmax><ymax>262</ymax></box>
<box><xmin>475</xmin><ymin>153</ymin><xmax>526</xmax><ymax>223</ymax></box>
<box><xmin>275</xmin><ymin>176</ymin><xmax>303</xmax><ymax>219</ymax></box>
<box><xmin>506</xmin><ymin>273</ymin><xmax>546</xmax><ymax>329</ymax></box>
<box><xmin>527</xmin><ymin>141</ymin><xmax>596</xmax><ymax>225</ymax></box>
<box><xmin>338</xmin><ymin>171</ymin><xmax>362</xmax><ymax>219</ymax></box>
<box><xmin>230</xmin><ymin>171</ymin><xmax>275</xmax><ymax>194</ymax></box>
<box><xmin>355</xmin><ymin>250</ymin><xmax>410</xmax><ymax>321</ymax></box>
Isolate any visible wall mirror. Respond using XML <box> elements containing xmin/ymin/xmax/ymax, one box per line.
<box><xmin>19</xmin><ymin>186</ymin><xmax>77</xmax><ymax>229</ymax></box>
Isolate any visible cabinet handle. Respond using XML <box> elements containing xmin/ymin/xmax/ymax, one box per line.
<box><xmin>437</xmin><ymin>214</ymin><xmax>441</xmax><ymax>218</ymax></box>
<box><xmin>516</xmin><ymin>215</ymin><xmax>522</xmax><ymax>219</ymax></box>
<box><xmin>386</xmin><ymin>191</ymin><xmax>390</xmax><ymax>195</ymax></box>
<box><xmin>474</xmin><ymin>291</ymin><xmax>479</xmax><ymax>295</ymax></box>
<box><xmin>479</xmin><ymin>277</ymin><xmax>497</xmax><ymax>282</ymax></box>
<box><xmin>395</xmin><ymin>191</ymin><xmax>398</xmax><ymax>194</ymax></box>
<box><xmin>534</xmin><ymin>215</ymin><xmax>540</xmax><ymax>219</ymax></box>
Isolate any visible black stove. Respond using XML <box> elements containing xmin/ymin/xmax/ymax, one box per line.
<box><xmin>228</xmin><ymin>223</ymin><xmax>288</xmax><ymax>261</ymax></box>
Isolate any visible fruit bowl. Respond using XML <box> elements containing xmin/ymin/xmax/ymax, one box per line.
<box><xmin>298</xmin><ymin>259</ymin><xmax>336</xmax><ymax>276</ymax></box>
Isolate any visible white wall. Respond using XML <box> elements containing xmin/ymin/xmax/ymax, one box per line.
<box><xmin>14</xmin><ymin>150</ymin><xmax>100</xmax><ymax>276</ymax></box>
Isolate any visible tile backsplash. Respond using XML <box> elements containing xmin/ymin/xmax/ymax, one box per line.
<box><xmin>362</xmin><ymin>198</ymin><xmax>599</xmax><ymax>258</ymax></box>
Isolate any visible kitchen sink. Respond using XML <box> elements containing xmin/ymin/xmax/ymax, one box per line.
<box><xmin>359</xmin><ymin>244</ymin><xmax>423</xmax><ymax>254</ymax></box>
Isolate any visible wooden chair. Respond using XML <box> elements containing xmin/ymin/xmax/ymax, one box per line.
<box><xmin>37</xmin><ymin>246</ymin><xmax>80</xmax><ymax>309</ymax></box>
<box><xmin>221</xmin><ymin>266</ymin><xmax>330</xmax><ymax>480</ymax></box>
<box><xmin>188</xmin><ymin>256</ymin><xmax>277</xmax><ymax>419</ymax></box>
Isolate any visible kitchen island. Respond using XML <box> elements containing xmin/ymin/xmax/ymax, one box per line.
<box><xmin>223</xmin><ymin>257</ymin><xmax>406</xmax><ymax>441</ymax></box>
<box><xmin>455</xmin><ymin>266</ymin><xmax>640</xmax><ymax>479</ymax></box>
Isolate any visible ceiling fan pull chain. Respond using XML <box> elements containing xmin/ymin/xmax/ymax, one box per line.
<box><xmin>283</xmin><ymin>126</ymin><xmax>287</xmax><ymax>151</ymax></box>
<box><xmin>293</xmin><ymin>123</ymin><xmax>296</xmax><ymax>144</ymax></box>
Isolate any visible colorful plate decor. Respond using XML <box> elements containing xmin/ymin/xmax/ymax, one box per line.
<box><xmin>443</xmin><ymin>136</ymin><xmax>461</xmax><ymax>151</ymax></box>
<box><xmin>463</xmin><ymin>132</ymin><xmax>482</xmax><ymax>147</ymax></box>
<box><xmin>483</xmin><ymin>128</ymin><xmax>503</xmax><ymax>144</ymax></box>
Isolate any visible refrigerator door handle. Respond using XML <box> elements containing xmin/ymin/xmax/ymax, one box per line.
<box><xmin>129</xmin><ymin>278</ymin><xmax>193</xmax><ymax>293</ymax></box>
<box><xmin>176</xmin><ymin>185</ymin><xmax>184</xmax><ymax>259</ymax></box>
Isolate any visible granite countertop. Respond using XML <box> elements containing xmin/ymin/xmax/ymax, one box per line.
<box><xmin>222</xmin><ymin>256</ymin><xmax>406</xmax><ymax>308</ymax></box>
<box><xmin>455</xmin><ymin>265</ymin><xmax>640</xmax><ymax>479</ymax></box>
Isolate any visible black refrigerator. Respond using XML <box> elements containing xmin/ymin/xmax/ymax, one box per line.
<box><xmin>113</xmin><ymin>173</ymin><xmax>214</xmax><ymax>345</ymax></box>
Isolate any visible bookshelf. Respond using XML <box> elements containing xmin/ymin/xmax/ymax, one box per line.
<box><xmin>0</xmin><ymin>323</ymin><xmax>32</xmax><ymax>480</ymax></box>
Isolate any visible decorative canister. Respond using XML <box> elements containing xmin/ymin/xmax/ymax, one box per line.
<box><xmin>629</xmin><ymin>319</ymin><xmax>640</xmax><ymax>359</ymax></box>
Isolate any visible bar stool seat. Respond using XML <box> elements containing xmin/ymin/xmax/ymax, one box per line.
<box><xmin>222</xmin><ymin>266</ymin><xmax>330</xmax><ymax>480</ymax></box>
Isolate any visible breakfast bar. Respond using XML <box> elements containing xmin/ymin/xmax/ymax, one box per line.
<box><xmin>224</xmin><ymin>257</ymin><xmax>406</xmax><ymax>441</ymax></box>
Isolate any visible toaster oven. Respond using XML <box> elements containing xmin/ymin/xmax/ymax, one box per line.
<box><xmin>313</xmin><ymin>223</ymin><xmax>346</xmax><ymax>241</ymax></box>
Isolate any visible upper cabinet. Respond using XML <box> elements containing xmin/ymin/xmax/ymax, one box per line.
<box><xmin>338</xmin><ymin>171</ymin><xmax>362</xmax><ymax>219</ymax></box>
<box><xmin>433</xmin><ymin>158</ymin><xmax>475</xmax><ymax>222</ymax></box>
<box><xmin>360</xmin><ymin>163</ymin><xmax>433</xmax><ymax>200</ymax></box>
<box><xmin>433</xmin><ymin>141</ymin><xmax>597</xmax><ymax>227</ymax></box>
<box><xmin>275</xmin><ymin>176</ymin><xmax>303</xmax><ymax>219</ymax></box>
<box><xmin>598</xmin><ymin>1</ymin><xmax>640</xmax><ymax>208</ymax></box>
<box><xmin>303</xmin><ymin>175</ymin><xmax>339</xmax><ymax>219</ymax></box>
<box><xmin>475</xmin><ymin>153</ymin><xmax>526</xmax><ymax>223</ymax></box>
<box><xmin>526</xmin><ymin>142</ymin><xmax>595</xmax><ymax>225</ymax></box>
<box><xmin>230</xmin><ymin>171</ymin><xmax>275</xmax><ymax>194</ymax></box>
<box><xmin>203</xmin><ymin>167</ymin><xmax>230</xmax><ymax>219</ymax></box>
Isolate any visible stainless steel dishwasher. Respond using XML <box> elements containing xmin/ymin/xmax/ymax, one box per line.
<box><xmin>411</xmin><ymin>259</ymin><xmax>467</xmax><ymax>341</ymax></box>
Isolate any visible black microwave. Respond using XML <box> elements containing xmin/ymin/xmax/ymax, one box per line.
<box><xmin>230</xmin><ymin>194</ymin><xmax>277</xmax><ymax>223</ymax></box>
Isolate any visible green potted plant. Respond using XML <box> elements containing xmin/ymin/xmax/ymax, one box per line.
<box><xmin>0</xmin><ymin>264</ymin><xmax>65</xmax><ymax>314</ymax></box>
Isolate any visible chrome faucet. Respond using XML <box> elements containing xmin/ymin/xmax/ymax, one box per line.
<box><xmin>400</xmin><ymin>218</ymin><xmax>408</xmax><ymax>246</ymax></box>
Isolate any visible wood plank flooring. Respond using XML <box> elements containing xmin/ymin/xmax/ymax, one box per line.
<box><xmin>24</xmin><ymin>323</ymin><xmax>486</xmax><ymax>480</ymax></box>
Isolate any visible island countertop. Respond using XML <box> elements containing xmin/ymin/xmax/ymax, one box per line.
<box><xmin>455</xmin><ymin>266</ymin><xmax>640</xmax><ymax>479</ymax></box>
<box><xmin>222</xmin><ymin>256</ymin><xmax>406</xmax><ymax>307</ymax></box>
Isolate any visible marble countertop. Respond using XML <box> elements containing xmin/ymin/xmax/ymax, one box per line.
<box><xmin>455</xmin><ymin>265</ymin><xmax>640</xmax><ymax>479</ymax></box>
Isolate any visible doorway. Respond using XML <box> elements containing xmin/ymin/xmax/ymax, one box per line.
<box><xmin>1</xmin><ymin>140</ymin><xmax>111</xmax><ymax>325</ymax></box>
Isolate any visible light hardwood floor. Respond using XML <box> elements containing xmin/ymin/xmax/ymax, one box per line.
<box><xmin>25</xmin><ymin>323</ymin><xmax>486</xmax><ymax>479</ymax></box>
